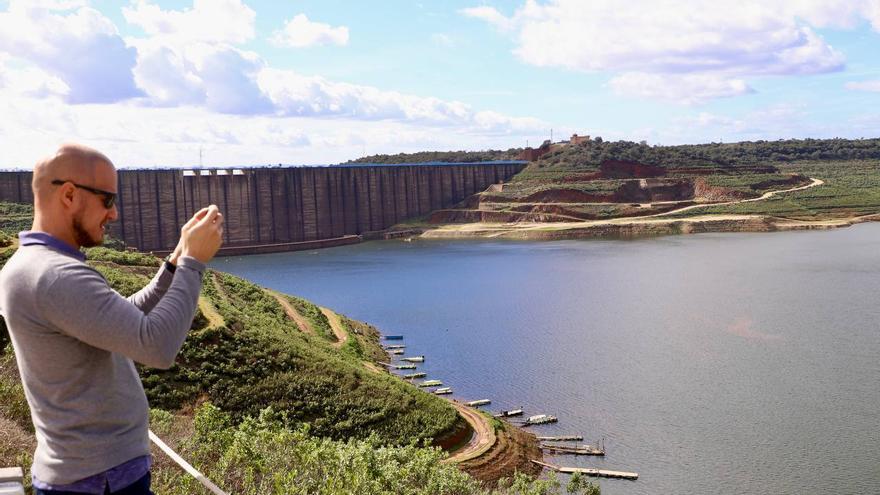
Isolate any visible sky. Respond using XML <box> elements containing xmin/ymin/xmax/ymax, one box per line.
<box><xmin>0</xmin><ymin>0</ymin><xmax>879</xmax><ymax>168</ymax></box>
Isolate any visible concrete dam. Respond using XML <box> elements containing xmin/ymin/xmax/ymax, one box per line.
<box><xmin>0</xmin><ymin>162</ymin><xmax>526</xmax><ymax>255</ymax></box>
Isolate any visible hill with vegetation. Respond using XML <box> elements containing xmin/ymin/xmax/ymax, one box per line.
<box><xmin>527</xmin><ymin>137</ymin><xmax>880</xmax><ymax>171</ymax></box>
<box><xmin>343</xmin><ymin>149</ymin><xmax>522</xmax><ymax>165</ymax></box>
<box><xmin>0</xmin><ymin>203</ymin><xmax>596</xmax><ymax>494</ymax></box>
<box><xmin>410</xmin><ymin>138</ymin><xmax>880</xmax><ymax>230</ymax></box>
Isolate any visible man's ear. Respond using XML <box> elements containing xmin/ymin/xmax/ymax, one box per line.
<box><xmin>59</xmin><ymin>183</ymin><xmax>77</xmax><ymax>208</ymax></box>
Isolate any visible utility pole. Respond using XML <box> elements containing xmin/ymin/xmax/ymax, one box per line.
<box><xmin>550</xmin><ymin>128</ymin><xmax>553</xmax><ymax>142</ymax></box>
<box><xmin>199</xmin><ymin>146</ymin><xmax>203</xmax><ymax>167</ymax></box>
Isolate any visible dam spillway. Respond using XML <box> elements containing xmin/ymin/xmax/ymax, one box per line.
<box><xmin>0</xmin><ymin>162</ymin><xmax>526</xmax><ymax>254</ymax></box>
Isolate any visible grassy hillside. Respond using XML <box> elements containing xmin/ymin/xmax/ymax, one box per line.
<box><xmin>665</xmin><ymin>160</ymin><xmax>880</xmax><ymax>219</ymax></box>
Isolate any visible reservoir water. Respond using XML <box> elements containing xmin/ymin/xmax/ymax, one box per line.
<box><xmin>213</xmin><ymin>224</ymin><xmax>880</xmax><ymax>495</ymax></box>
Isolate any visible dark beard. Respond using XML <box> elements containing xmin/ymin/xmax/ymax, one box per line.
<box><xmin>72</xmin><ymin>216</ymin><xmax>102</xmax><ymax>248</ymax></box>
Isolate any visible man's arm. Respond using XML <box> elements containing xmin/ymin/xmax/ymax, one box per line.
<box><xmin>44</xmin><ymin>257</ymin><xmax>205</xmax><ymax>369</ymax></box>
<box><xmin>127</xmin><ymin>262</ymin><xmax>174</xmax><ymax>313</ymax></box>
<box><xmin>127</xmin><ymin>205</ymin><xmax>213</xmax><ymax>313</ymax></box>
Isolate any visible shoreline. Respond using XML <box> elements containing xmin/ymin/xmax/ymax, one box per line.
<box><xmin>417</xmin><ymin>213</ymin><xmax>880</xmax><ymax>241</ymax></box>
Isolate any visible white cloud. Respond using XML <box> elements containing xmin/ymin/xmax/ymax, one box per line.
<box><xmin>0</xmin><ymin>55</ymin><xmax>70</xmax><ymax>98</ymax></box>
<box><xmin>120</xmin><ymin>1</ymin><xmax>538</xmax><ymax>129</ymax></box>
<box><xmin>123</xmin><ymin>0</ymin><xmax>256</xmax><ymax>44</ymax></box>
<box><xmin>0</xmin><ymin>92</ymin><xmax>541</xmax><ymax>168</ymax></box>
<box><xmin>459</xmin><ymin>0</ymin><xmax>880</xmax><ymax>103</ymax></box>
<box><xmin>128</xmin><ymin>39</ymin><xmax>273</xmax><ymax>114</ymax></box>
<box><xmin>270</xmin><ymin>14</ymin><xmax>349</xmax><ymax>48</ymax></box>
<box><xmin>459</xmin><ymin>6</ymin><xmax>515</xmax><ymax>31</ymax></box>
<box><xmin>0</xmin><ymin>1</ymin><xmax>141</xmax><ymax>103</ymax></box>
<box><xmin>507</xmin><ymin>1</ymin><xmax>844</xmax><ymax>75</ymax></box>
<box><xmin>472</xmin><ymin>111</ymin><xmax>546</xmax><ymax>135</ymax></box>
<box><xmin>257</xmin><ymin>68</ymin><xmax>526</xmax><ymax>127</ymax></box>
<box><xmin>845</xmin><ymin>80</ymin><xmax>880</xmax><ymax>92</ymax></box>
<box><xmin>123</xmin><ymin>0</ymin><xmax>272</xmax><ymax>116</ymax></box>
<box><xmin>0</xmin><ymin>0</ymin><xmax>547</xmax><ymax>162</ymax></box>
<box><xmin>664</xmin><ymin>104</ymin><xmax>817</xmax><ymax>143</ymax></box>
<box><xmin>608</xmin><ymin>73</ymin><xmax>754</xmax><ymax>105</ymax></box>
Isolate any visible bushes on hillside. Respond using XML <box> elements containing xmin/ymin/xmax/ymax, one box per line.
<box><xmin>148</xmin><ymin>403</ymin><xmax>598</xmax><ymax>495</ymax></box>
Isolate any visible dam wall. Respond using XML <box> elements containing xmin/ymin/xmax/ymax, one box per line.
<box><xmin>0</xmin><ymin>162</ymin><xmax>525</xmax><ymax>253</ymax></box>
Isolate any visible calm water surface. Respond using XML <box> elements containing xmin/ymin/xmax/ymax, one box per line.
<box><xmin>213</xmin><ymin>224</ymin><xmax>880</xmax><ymax>495</ymax></box>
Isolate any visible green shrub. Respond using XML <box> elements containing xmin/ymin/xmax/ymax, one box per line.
<box><xmin>286</xmin><ymin>295</ymin><xmax>335</xmax><ymax>342</ymax></box>
<box><xmin>86</xmin><ymin>246</ymin><xmax>161</xmax><ymax>266</ymax></box>
<box><xmin>150</xmin><ymin>403</ymin><xmax>598</xmax><ymax>495</ymax></box>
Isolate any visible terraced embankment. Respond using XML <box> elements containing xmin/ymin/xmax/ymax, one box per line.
<box><xmin>422</xmin><ymin>176</ymin><xmax>880</xmax><ymax>239</ymax></box>
<box><xmin>442</xmin><ymin>400</ymin><xmax>543</xmax><ymax>485</ymax></box>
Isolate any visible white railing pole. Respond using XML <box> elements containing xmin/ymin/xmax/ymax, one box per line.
<box><xmin>148</xmin><ymin>430</ymin><xmax>229</xmax><ymax>495</ymax></box>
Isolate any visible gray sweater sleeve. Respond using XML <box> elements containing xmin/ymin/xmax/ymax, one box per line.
<box><xmin>43</xmin><ymin>256</ymin><xmax>206</xmax><ymax>369</ymax></box>
<box><xmin>127</xmin><ymin>263</ymin><xmax>174</xmax><ymax>313</ymax></box>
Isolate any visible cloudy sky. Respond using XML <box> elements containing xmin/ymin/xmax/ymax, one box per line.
<box><xmin>1</xmin><ymin>0</ymin><xmax>879</xmax><ymax>168</ymax></box>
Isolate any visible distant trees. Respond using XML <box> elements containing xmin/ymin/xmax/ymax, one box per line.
<box><xmin>343</xmin><ymin>149</ymin><xmax>522</xmax><ymax>165</ymax></box>
<box><xmin>533</xmin><ymin>137</ymin><xmax>880</xmax><ymax>171</ymax></box>
<box><xmin>342</xmin><ymin>138</ymin><xmax>880</xmax><ymax>169</ymax></box>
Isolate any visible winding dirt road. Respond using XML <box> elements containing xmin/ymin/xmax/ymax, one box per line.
<box><xmin>441</xmin><ymin>400</ymin><xmax>496</xmax><ymax>464</ymax></box>
<box><xmin>646</xmin><ymin>177</ymin><xmax>824</xmax><ymax>218</ymax></box>
<box><xmin>268</xmin><ymin>290</ymin><xmax>315</xmax><ymax>335</ymax></box>
<box><xmin>319</xmin><ymin>307</ymin><xmax>349</xmax><ymax>348</ymax></box>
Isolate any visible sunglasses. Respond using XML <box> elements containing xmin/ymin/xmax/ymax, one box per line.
<box><xmin>51</xmin><ymin>179</ymin><xmax>117</xmax><ymax>209</ymax></box>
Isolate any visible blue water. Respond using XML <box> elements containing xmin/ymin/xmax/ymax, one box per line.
<box><xmin>213</xmin><ymin>224</ymin><xmax>880</xmax><ymax>495</ymax></box>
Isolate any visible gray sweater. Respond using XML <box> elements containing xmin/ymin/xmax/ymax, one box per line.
<box><xmin>0</xmin><ymin>243</ymin><xmax>205</xmax><ymax>484</ymax></box>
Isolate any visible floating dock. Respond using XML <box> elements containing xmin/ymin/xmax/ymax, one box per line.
<box><xmin>418</xmin><ymin>380</ymin><xmax>443</xmax><ymax>387</ymax></box>
<box><xmin>466</xmin><ymin>399</ymin><xmax>491</xmax><ymax>407</ymax></box>
<box><xmin>540</xmin><ymin>443</ymin><xmax>605</xmax><ymax>456</ymax></box>
<box><xmin>493</xmin><ymin>409</ymin><xmax>523</xmax><ymax>418</ymax></box>
<box><xmin>401</xmin><ymin>356</ymin><xmax>425</xmax><ymax>363</ymax></box>
<box><xmin>403</xmin><ymin>372</ymin><xmax>426</xmax><ymax>379</ymax></box>
<box><xmin>393</xmin><ymin>364</ymin><xmax>416</xmax><ymax>370</ymax></box>
<box><xmin>383</xmin><ymin>335</ymin><xmax>404</xmax><ymax>340</ymax></box>
<box><xmin>434</xmin><ymin>387</ymin><xmax>452</xmax><ymax>395</ymax></box>
<box><xmin>531</xmin><ymin>460</ymin><xmax>638</xmax><ymax>480</ymax></box>
<box><xmin>520</xmin><ymin>414</ymin><xmax>558</xmax><ymax>426</ymax></box>
<box><xmin>536</xmin><ymin>435</ymin><xmax>583</xmax><ymax>442</ymax></box>
<box><xmin>383</xmin><ymin>345</ymin><xmax>406</xmax><ymax>350</ymax></box>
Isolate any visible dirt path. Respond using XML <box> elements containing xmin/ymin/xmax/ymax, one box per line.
<box><xmin>441</xmin><ymin>399</ymin><xmax>544</xmax><ymax>484</ymax></box>
<box><xmin>319</xmin><ymin>307</ymin><xmax>349</xmax><ymax>348</ymax></box>
<box><xmin>442</xmin><ymin>400</ymin><xmax>496</xmax><ymax>464</ymax></box>
<box><xmin>209</xmin><ymin>272</ymin><xmax>230</xmax><ymax>304</ymax></box>
<box><xmin>197</xmin><ymin>296</ymin><xmax>224</xmax><ymax>329</ymax></box>
<box><xmin>362</xmin><ymin>362</ymin><xmax>385</xmax><ymax>374</ymax></box>
<box><xmin>267</xmin><ymin>290</ymin><xmax>314</xmax><ymax>335</ymax></box>
<box><xmin>646</xmin><ymin>177</ymin><xmax>824</xmax><ymax>218</ymax></box>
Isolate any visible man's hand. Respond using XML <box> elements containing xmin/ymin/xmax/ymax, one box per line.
<box><xmin>175</xmin><ymin>205</ymin><xmax>224</xmax><ymax>264</ymax></box>
<box><xmin>167</xmin><ymin>207</ymin><xmax>207</xmax><ymax>265</ymax></box>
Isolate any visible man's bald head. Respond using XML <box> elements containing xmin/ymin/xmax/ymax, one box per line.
<box><xmin>33</xmin><ymin>144</ymin><xmax>116</xmax><ymax>202</ymax></box>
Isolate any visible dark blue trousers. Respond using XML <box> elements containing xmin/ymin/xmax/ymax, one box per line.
<box><xmin>34</xmin><ymin>472</ymin><xmax>153</xmax><ymax>495</ymax></box>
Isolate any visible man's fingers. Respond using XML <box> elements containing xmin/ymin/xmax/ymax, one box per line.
<box><xmin>183</xmin><ymin>207</ymin><xmax>210</xmax><ymax>230</ymax></box>
<box><xmin>195</xmin><ymin>205</ymin><xmax>220</xmax><ymax>226</ymax></box>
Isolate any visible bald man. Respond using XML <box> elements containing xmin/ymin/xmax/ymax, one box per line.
<box><xmin>0</xmin><ymin>144</ymin><xmax>223</xmax><ymax>495</ymax></box>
